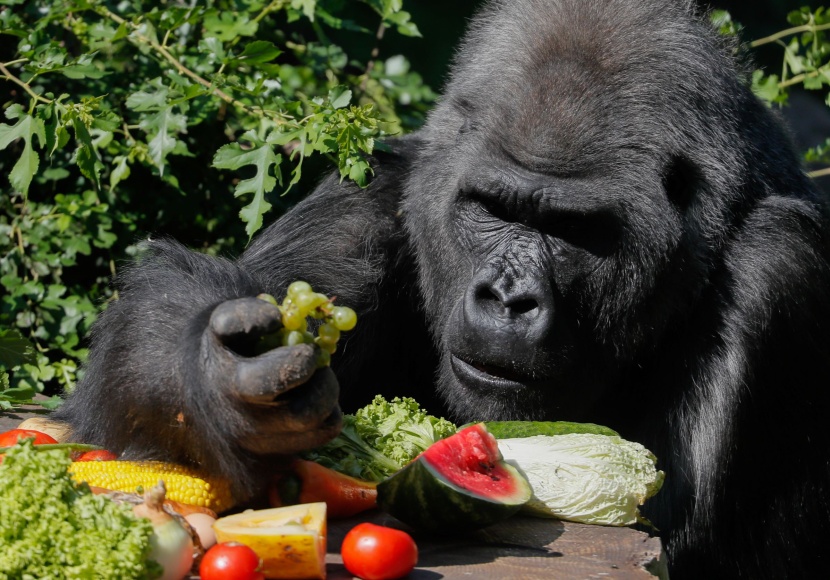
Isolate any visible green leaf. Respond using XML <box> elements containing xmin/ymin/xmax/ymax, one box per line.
<box><xmin>203</xmin><ymin>9</ymin><xmax>259</xmax><ymax>41</ymax></box>
<box><xmin>751</xmin><ymin>70</ymin><xmax>782</xmax><ymax>104</ymax></box>
<box><xmin>0</xmin><ymin>384</ymin><xmax>36</xmax><ymax>400</ymax></box>
<box><xmin>126</xmin><ymin>83</ymin><xmax>170</xmax><ymax>112</ymax></box>
<box><xmin>0</xmin><ymin>105</ymin><xmax>46</xmax><ymax>197</ymax></box>
<box><xmin>290</xmin><ymin>0</ymin><xmax>317</xmax><ymax>21</ymax></box>
<box><xmin>710</xmin><ymin>10</ymin><xmax>742</xmax><ymax>37</ymax></box>
<box><xmin>385</xmin><ymin>10</ymin><xmax>421</xmax><ymax>37</ymax></box>
<box><xmin>199</xmin><ymin>37</ymin><xmax>227</xmax><ymax>64</ymax></box>
<box><xmin>110</xmin><ymin>155</ymin><xmax>131</xmax><ymax>190</ymax></box>
<box><xmin>139</xmin><ymin>107</ymin><xmax>188</xmax><ymax>177</ymax></box>
<box><xmin>60</xmin><ymin>54</ymin><xmax>108</xmax><ymax>79</ymax></box>
<box><xmin>0</xmin><ymin>329</ymin><xmax>37</xmax><ymax>369</ymax></box>
<box><xmin>329</xmin><ymin>86</ymin><xmax>352</xmax><ymax>109</ymax></box>
<box><xmin>348</xmin><ymin>158</ymin><xmax>372</xmax><ymax>185</ymax></box>
<box><xmin>0</xmin><ymin>328</ymin><xmax>36</xmax><ymax>369</ymax></box>
<box><xmin>212</xmin><ymin>133</ymin><xmax>281</xmax><ymax>239</ymax></box>
<box><xmin>235</xmin><ymin>40</ymin><xmax>282</xmax><ymax>63</ymax></box>
<box><xmin>71</xmin><ymin>117</ymin><xmax>102</xmax><ymax>189</ymax></box>
<box><xmin>804</xmin><ymin>74</ymin><xmax>824</xmax><ymax>90</ymax></box>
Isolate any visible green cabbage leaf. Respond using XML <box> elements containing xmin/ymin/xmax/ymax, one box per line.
<box><xmin>497</xmin><ymin>433</ymin><xmax>665</xmax><ymax>526</ymax></box>
<box><xmin>304</xmin><ymin>395</ymin><xmax>457</xmax><ymax>481</ymax></box>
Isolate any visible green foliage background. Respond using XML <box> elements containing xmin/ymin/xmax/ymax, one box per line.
<box><xmin>1</xmin><ymin>1</ymin><xmax>829</xmax><ymax>411</ymax></box>
<box><xmin>0</xmin><ymin>0</ymin><xmax>450</xmax><ymax>407</ymax></box>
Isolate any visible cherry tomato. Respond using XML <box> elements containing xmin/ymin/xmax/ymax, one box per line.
<box><xmin>76</xmin><ymin>449</ymin><xmax>119</xmax><ymax>461</ymax></box>
<box><xmin>341</xmin><ymin>522</ymin><xmax>418</xmax><ymax>580</ymax></box>
<box><xmin>199</xmin><ymin>542</ymin><xmax>265</xmax><ymax>580</ymax></box>
<box><xmin>0</xmin><ymin>429</ymin><xmax>58</xmax><ymax>447</ymax></box>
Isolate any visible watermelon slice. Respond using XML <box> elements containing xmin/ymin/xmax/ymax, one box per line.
<box><xmin>376</xmin><ymin>423</ymin><xmax>531</xmax><ymax>532</ymax></box>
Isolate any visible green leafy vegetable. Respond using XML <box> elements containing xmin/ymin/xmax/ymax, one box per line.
<box><xmin>497</xmin><ymin>433</ymin><xmax>664</xmax><ymax>526</ymax></box>
<box><xmin>0</xmin><ymin>440</ymin><xmax>161</xmax><ymax>579</ymax></box>
<box><xmin>304</xmin><ymin>395</ymin><xmax>457</xmax><ymax>481</ymax></box>
<box><xmin>483</xmin><ymin>420</ymin><xmax>619</xmax><ymax>438</ymax></box>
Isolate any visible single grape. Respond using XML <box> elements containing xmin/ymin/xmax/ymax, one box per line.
<box><xmin>257</xmin><ymin>293</ymin><xmax>278</xmax><ymax>307</ymax></box>
<box><xmin>293</xmin><ymin>290</ymin><xmax>318</xmax><ymax>313</ymax></box>
<box><xmin>315</xmin><ymin>337</ymin><xmax>337</xmax><ymax>355</ymax></box>
<box><xmin>287</xmin><ymin>280</ymin><xmax>313</xmax><ymax>298</ymax></box>
<box><xmin>332</xmin><ymin>306</ymin><xmax>357</xmax><ymax>331</ymax></box>
<box><xmin>281</xmin><ymin>307</ymin><xmax>305</xmax><ymax>331</ymax></box>
<box><xmin>317</xmin><ymin>323</ymin><xmax>341</xmax><ymax>345</ymax></box>
<box><xmin>283</xmin><ymin>330</ymin><xmax>306</xmax><ymax>346</ymax></box>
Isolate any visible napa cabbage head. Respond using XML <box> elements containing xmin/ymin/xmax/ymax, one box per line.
<box><xmin>497</xmin><ymin>433</ymin><xmax>665</xmax><ymax>526</ymax></box>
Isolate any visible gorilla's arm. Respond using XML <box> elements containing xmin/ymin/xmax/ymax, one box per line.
<box><xmin>55</xmin><ymin>136</ymin><xmax>420</xmax><ymax>498</ymax></box>
<box><xmin>630</xmin><ymin>193</ymin><xmax>830</xmax><ymax>579</ymax></box>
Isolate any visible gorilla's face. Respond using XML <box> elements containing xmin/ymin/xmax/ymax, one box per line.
<box><xmin>402</xmin><ymin>0</ymin><xmax>716</xmax><ymax>422</ymax></box>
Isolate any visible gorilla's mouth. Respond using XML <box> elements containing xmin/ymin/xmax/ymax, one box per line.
<box><xmin>451</xmin><ymin>355</ymin><xmax>531</xmax><ymax>389</ymax></box>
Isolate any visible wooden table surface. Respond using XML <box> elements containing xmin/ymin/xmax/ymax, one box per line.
<box><xmin>325</xmin><ymin>511</ymin><xmax>668</xmax><ymax>579</ymax></box>
<box><xmin>2</xmin><ymin>405</ymin><xmax>669</xmax><ymax>579</ymax></box>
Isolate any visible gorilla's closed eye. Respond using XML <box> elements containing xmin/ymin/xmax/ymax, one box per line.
<box><xmin>465</xmin><ymin>191</ymin><xmax>618</xmax><ymax>256</ymax></box>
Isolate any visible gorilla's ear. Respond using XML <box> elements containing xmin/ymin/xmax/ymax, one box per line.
<box><xmin>662</xmin><ymin>155</ymin><xmax>701</xmax><ymax>211</ymax></box>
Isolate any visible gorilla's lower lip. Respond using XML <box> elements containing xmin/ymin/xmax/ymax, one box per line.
<box><xmin>451</xmin><ymin>355</ymin><xmax>528</xmax><ymax>390</ymax></box>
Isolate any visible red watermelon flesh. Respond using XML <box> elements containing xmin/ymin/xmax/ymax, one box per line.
<box><xmin>422</xmin><ymin>423</ymin><xmax>522</xmax><ymax>500</ymax></box>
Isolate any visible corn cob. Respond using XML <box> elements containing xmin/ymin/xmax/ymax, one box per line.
<box><xmin>69</xmin><ymin>460</ymin><xmax>235</xmax><ymax>513</ymax></box>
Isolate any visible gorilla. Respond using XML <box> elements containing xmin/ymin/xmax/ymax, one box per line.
<box><xmin>55</xmin><ymin>0</ymin><xmax>830</xmax><ymax>577</ymax></box>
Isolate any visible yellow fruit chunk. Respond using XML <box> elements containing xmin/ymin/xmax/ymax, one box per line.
<box><xmin>213</xmin><ymin>502</ymin><xmax>327</xmax><ymax>579</ymax></box>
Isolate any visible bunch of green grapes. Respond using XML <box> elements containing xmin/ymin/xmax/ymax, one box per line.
<box><xmin>257</xmin><ymin>281</ymin><xmax>358</xmax><ymax>367</ymax></box>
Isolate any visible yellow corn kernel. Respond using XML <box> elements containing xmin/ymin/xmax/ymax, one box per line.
<box><xmin>69</xmin><ymin>460</ymin><xmax>235</xmax><ymax>513</ymax></box>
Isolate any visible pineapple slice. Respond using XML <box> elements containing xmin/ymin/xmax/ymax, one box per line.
<box><xmin>212</xmin><ymin>502</ymin><xmax>327</xmax><ymax>579</ymax></box>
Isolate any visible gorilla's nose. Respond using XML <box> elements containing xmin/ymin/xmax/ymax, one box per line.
<box><xmin>463</xmin><ymin>262</ymin><xmax>554</xmax><ymax>346</ymax></box>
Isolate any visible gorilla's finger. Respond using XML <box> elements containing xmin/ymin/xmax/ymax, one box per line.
<box><xmin>237</xmin><ymin>368</ymin><xmax>342</xmax><ymax>455</ymax></box>
<box><xmin>209</xmin><ymin>297</ymin><xmax>282</xmax><ymax>342</ymax></box>
<box><xmin>232</xmin><ymin>343</ymin><xmax>318</xmax><ymax>403</ymax></box>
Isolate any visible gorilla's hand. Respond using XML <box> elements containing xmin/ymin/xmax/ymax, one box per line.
<box><xmin>203</xmin><ymin>297</ymin><xmax>343</xmax><ymax>455</ymax></box>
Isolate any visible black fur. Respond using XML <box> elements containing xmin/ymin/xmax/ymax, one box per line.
<box><xmin>57</xmin><ymin>0</ymin><xmax>830</xmax><ymax>577</ymax></box>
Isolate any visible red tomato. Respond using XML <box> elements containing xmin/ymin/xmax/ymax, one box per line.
<box><xmin>0</xmin><ymin>429</ymin><xmax>58</xmax><ymax>447</ymax></box>
<box><xmin>199</xmin><ymin>542</ymin><xmax>265</xmax><ymax>580</ymax></box>
<box><xmin>341</xmin><ymin>522</ymin><xmax>418</xmax><ymax>580</ymax></box>
<box><xmin>76</xmin><ymin>449</ymin><xmax>119</xmax><ymax>461</ymax></box>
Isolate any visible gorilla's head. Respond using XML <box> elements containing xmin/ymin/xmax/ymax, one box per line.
<box><xmin>402</xmin><ymin>0</ymin><xmax>804</xmax><ymax>421</ymax></box>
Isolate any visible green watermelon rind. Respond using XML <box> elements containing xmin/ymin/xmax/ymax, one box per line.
<box><xmin>377</xmin><ymin>454</ymin><xmax>532</xmax><ymax>533</ymax></box>
<box><xmin>482</xmin><ymin>420</ymin><xmax>619</xmax><ymax>439</ymax></box>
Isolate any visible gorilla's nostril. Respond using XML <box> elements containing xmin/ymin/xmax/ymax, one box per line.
<box><xmin>507</xmin><ymin>298</ymin><xmax>538</xmax><ymax>316</ymax></box>
<box><xmin>475</xmin><ymin>286</ymin><xmax>501</xmax><ymax>303</ymax></box>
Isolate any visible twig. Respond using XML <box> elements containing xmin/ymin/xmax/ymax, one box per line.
<box><xmin>361</xmin><ymin>22</ymin><xmax>387</xmax><ymax>91</ymax></box>
<box><xmin>0</xmin><ymin>62</ymin><xmax>52</xmax><ymax>105</ymax></box>
<box><xmin>776</xmin><ymin>65</ymin><xmax>830</xmax><ymax>89</ymax></box>
<box><xmin>253</xmin><ymin>0</ymin><xmax>286</xmax><ymax>24</ymax></box>
<box><xmin>751</xmin><ymin>22</ymin><xmax>830</xmax><ymax>48</ymax></box>
<box><xmin>808</xmin><ymin>167</ymin><xmax>830</xmax><ymax>179</ymax></box>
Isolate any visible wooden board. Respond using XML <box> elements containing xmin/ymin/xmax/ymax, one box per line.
<box><xmin>325</xmin><ymin>511</ymin><xmax>668</xmax><ymax>579</ymax></box>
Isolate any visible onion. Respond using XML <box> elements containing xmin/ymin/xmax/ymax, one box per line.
<box><xmin>185</xmin><ymin>512</ymin><xmax>217</xmax><ymax>550</ymax></box>
<box><xmin>133</xmin><ymin>481</ymin><xmax>195</xmax><ymax>580</ymax></box>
